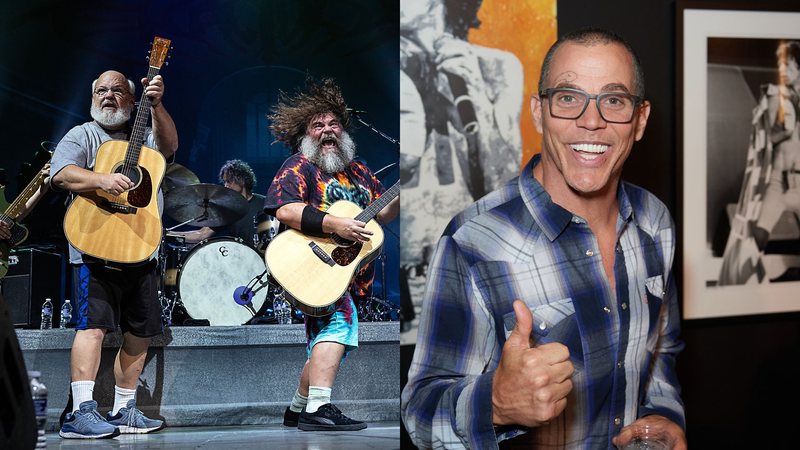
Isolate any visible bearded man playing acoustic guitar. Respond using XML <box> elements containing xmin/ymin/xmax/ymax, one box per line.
<box><xmin>50</xmin><ymin>70</ymin><xmax>177</xmax><ymax>439</ymax></box>
<box><xmin>264</xmin><ymin>77</ymin><xmax>399</xmax><ymax>432</ymax></box>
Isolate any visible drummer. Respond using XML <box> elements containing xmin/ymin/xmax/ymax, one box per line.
<box><xmin>171</xmin><ymin>159</ymin><xmax>267</xmax><ymax>247</ymax></box>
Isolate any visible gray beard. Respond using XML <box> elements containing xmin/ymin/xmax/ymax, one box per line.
<box><xmin>90</xmin><ymin>104</ymin><xmax>132</xmax><ymax>129</ymax></box>
<box><xmin>300</xmin><ymin>131</ymin><xmax>357</xmax><ymax>174</ymax></box>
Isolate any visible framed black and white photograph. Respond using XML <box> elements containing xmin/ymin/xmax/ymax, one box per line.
<box><xmin>680</xmin><ymin>3</ymin><xmax>800</xmax><ymax>319</ymax></box>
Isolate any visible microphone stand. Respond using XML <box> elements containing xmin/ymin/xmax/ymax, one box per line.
<box><xmin>348</xmin><ymin>108</ymin><xmax>399</xmax><ymax>321</ymax></box>
<box><xmin>349</xmin><ymin>109</ymin><xmax>400</xmax><ymax>150</ymax></box>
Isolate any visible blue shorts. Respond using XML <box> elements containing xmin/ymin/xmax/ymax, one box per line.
<box><xmin>305</xmin><ymin>295</ymin><xmax>359</xmax><ymax>360</ymax></box>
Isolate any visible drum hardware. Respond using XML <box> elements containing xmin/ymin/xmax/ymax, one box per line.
<box><xmin>235</xmin><ymin>269</ymin><xmax>270</xmax><ymax>316</ymax></box>
<box><xmin>357</xmin><ymin>246</ymin><xmax>400</xmax><ymax>322</ymax></box>
<box><xmin>164</xmin><ymin>183</ymin><xmax>249</xmax><ymax>228</ymax></box>
<box><xmin>253</xmin><ymin>213</ymin><xmax>281</xmax><ymax>255</ymax></box>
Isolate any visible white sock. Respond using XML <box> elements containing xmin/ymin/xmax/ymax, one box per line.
<box><xmin>112</xmin><ymin>385</ymin><xmax>137</xmax><ymax>415</ymax></box>
<box><xmin>71</xmin><ymin>381</ymin><xmax>95</xmax><ymax>413</ymax></box>
<box><xmin>290</xmin><ymin>390</ymin><xmax>308</xmax><ymax>413</ymax></box>
<box><xmin>305</xmin><ymin>386</ymin><xmax>332</xmax><ymax>413</ymax></box>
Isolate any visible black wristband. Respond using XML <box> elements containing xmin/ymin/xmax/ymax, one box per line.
<box><xmin>301</xmin><ymin>206</ymin><xmax>328</xmax><ymax>235</ymax></box>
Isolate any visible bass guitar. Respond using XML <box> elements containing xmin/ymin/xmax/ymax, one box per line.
<box><xmin>0</xmin><ymin>153</ymin><xmax>52</xmax><ymax>278</ymax></box>
<box><xmin>63</xmin><ymin>36</ymin><xmax>171</xmax><ymax>264</ymax></box>
<box><xmin>265</xmin><ymin>182</ymin><xmax>399</xmax><ymax>316</ymax></box>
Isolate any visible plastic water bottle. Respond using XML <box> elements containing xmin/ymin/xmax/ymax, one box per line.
<box><xmin>274</xmin><ymin>296</ymin><xmax>291</xmax><ymax>325</ymax></box>
<box><xmin>29</xmin><ymin>371</ymin><xmax>47</xmax><ymax>448</ymax></box>
<box><xmin>59</xmin><ymin>300</ymin><xmax>72</xmax><ymax>329</ymax></box>
<box><xmin>40</xmin><ymin>298</ymin><xmax>53</xmax><ymax>330</ymax></box>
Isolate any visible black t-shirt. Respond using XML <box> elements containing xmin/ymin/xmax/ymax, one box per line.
<box><xmin>215</xmin><ymin>193</ymin><xmax>266</xmax><ymax>247</ymax></box>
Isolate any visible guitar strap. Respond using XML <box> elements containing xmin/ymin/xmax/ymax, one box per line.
<box><xmin>342</xmin><ymin>163</ymin><xmax>364</xmax><ymax>206</ymax></box>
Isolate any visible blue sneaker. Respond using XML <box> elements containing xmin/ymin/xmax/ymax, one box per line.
<box><xmin>59</xmin><ymin>400</ymin><xmax>120</xmax><ymax>439</ymax></box>
<box><xmin>106</xmin><ymin>399</ymin><xmax>165</xmax><ymax>434</ymax></box>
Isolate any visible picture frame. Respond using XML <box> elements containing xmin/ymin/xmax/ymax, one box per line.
<box><xmin>678</xmin><ymin>2</ymin><xmax>800</xmax><ymax>319</ymax></box>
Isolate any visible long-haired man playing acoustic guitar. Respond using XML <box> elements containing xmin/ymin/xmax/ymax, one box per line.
<box><xmin>50</xmin><ymin>70</ymin><xmax>178</xmax><ymax>439</ymax></box>
<box><xmin>264</xmin><ymin>77</ymin><xmax>399</xmax><ymax>431</ymax></box>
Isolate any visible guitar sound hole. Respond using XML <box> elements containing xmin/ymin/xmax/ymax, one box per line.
<box><xmin>331</xmin><ymin>243</ymin><xmax>362</xmax><ymax>266</ymax></box>
<box><xmin>115</xmin><ymin>165</ymin><xmax>141</xmax><ymax>187</ymax></box>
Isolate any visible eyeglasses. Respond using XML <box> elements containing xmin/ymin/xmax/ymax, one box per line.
<box><xmin>539</xmin><ymin>88</ymin><xmax>643</xmax><ymax>124</ymax></box>
<box><xmin>93</xmin><ymin>87</ymin><xmax>129</xmax><ymax>97</ymax></box>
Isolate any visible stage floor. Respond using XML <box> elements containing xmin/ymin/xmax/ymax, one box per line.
<box><xmin>43</xmin><ymin>422</ymin><xmax>400</xmax><ymax>449</ymax></box>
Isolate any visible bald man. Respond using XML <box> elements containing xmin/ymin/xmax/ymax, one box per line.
<box><xmin>50</xmin><ymin>70</ymin><xmax>178</xmax><ymax>439</ymax></box>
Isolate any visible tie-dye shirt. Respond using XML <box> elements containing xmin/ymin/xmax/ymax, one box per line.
<box><xmin>264</xmin><ymin>153</ymin><xmax>386</xmax><ymax>310</ymax></box>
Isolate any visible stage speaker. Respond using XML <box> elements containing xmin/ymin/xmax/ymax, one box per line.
<box><xmin>0</xmin><ymin>293</ymin><xmax>38</xmax><ymax>450</ymax></box>
<box><xmin>0</xmin><ymin>248</ymin><xmax>61</xmax><ymax>329</ymax></box>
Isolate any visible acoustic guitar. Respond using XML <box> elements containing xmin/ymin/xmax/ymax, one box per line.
<box><xmin>264</xmin><ymin>182</ymin><xmax>399</xmax><ymax>316</ymax></box>
<box><xmin>63</xmin><ymin>36</ymin><xmax>171</xmax><ymax>264</ymax></box>
<box><xmin>0</xmin><ymin>153</ymin><xmax>52</xmax><ymax>278</ymax></box>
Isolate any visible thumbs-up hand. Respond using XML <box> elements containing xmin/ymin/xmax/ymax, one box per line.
<box><xmin>492</xmin><ymin>300</ymin><xmax>574</xmax><ymax>428</ymax></box>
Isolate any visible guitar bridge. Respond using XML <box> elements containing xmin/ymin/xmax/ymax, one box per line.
<box><xmin>102</xmin><ymin>200</ymin><xmax>137</xmax><ymax>214</ymax></box>
<box><xmin>308</xmin><ymin>242</ymin><xmax>336</xmax><ymax>267</ymax></box>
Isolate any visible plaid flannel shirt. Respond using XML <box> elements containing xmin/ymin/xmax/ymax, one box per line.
<box><xmin>402</xmin><ymin>155</ymin><xmax>685</xmax><ymax>449</ymax></box>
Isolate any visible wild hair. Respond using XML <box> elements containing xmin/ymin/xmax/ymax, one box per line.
<box><xmin>268</xmin><ymin>77</ymin><xmax>351</xmax><ymax>151</ymax></box>
<box><xmin>91</xmin><ymin>77</ymin><xmax>136</xmax><ymax>95</ymax></box>
<box><xmin>538</xmin><ymin>26</ymin><xmax>645</xmax><ymax>98</ymax></box>
<box><xmin>219</xmin><ymin>159</ymin><xmax>257</xmax><ymax>192</ymax></box>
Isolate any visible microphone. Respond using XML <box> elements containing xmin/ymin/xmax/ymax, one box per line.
<box><xmin>444</xmin><ymin>73</ymin><xmax>479</xmax><ymax>134</ymax></box>
<box><xmin>346</xmin><ymin>107</ymin><xmax>367</xmax><ymax>116</ymax></box>
<box><xmin>233</xmin><ymin>286</ymin><xmax>253</xmax><ymax>306</ymax></box>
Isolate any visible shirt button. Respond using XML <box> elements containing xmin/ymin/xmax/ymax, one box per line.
<box><xmin>617</xmin><ymin>361</ymin><xmax>624</xmax><ymax>368</ymax></box>
<box><xmin>616</xmin><ymin>244</ymin><xmax>622</xmax><ymax>253</ymax></box>
<box><xmin>603</xmin><ymin>306</ymin><xmax>611</xmax><ymax>313</ymax></box>
<box><xmin>585</xmin><ymin>250</ymin><xmax>594</xmax><ymax>257</ymax></box>
<box><xmin>539</xmin><ymin>321</ymin><xmax>547</xmax><ymax>331</ymax></box>
<box><xmin>621</xmin><ymin>302</ymin><xmax>628</xmax><ymax>310</ymax></box>
<box><xmin>614</xmin><ymin>417</ymin><xmax>621</xmax><ymax>426</ymax></box>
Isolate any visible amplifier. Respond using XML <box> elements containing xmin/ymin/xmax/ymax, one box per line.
<box><xmin>0</xmin><ymin>248</ymin><xmax>61</xmax><ymax>328</ymax></box>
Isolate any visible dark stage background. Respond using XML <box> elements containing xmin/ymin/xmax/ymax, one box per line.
<box><xmin>0</xmin><ymin>0</ymin><xmax>400</xmax><ymax>308</ymax></box>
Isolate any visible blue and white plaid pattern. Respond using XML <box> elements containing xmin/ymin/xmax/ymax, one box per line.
<box><xmin>401</xmin><ymin>156</ymin><xmax>685</xmax><ymax>449</ymax></box>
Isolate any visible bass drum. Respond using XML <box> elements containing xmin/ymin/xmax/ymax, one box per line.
<box><xmin>178</xmin><ymin>237</ymin><xmax>268</xmax><ymax>326</ymax></box>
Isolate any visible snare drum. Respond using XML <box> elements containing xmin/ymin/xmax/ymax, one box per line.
<box><xmin>177</xmin><ymin>237</ymin><xmax>269</xmax><ymax>326</ymax></box>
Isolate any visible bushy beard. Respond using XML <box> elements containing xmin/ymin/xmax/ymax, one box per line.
<box><xmin>90</xmin><ymin>103</ymin><xmax>132</xmax><ymax>129</ymax></box>
<box><xmin>299</xmin><ymin>131</ymin><xmax>356</xmax><ymax>174</ymax></box>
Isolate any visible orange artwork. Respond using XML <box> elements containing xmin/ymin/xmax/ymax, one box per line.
<box><xmin>469</xmin><ymin>0</ymin><xmax>557</xmax><ymax>167</ymax></box>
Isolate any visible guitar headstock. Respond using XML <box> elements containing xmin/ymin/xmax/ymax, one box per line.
<box><xmin>148</xmin><ymin>36</ymin><xmax>172</xmax><ymax>69</ymax></box>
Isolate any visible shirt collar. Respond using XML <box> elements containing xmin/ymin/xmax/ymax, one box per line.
<box><xmin>519</xmin><ymin>154</ymin><xmax>635</xmax><ymax>242</ymax></box>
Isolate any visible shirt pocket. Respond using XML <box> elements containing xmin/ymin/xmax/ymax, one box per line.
<box><xmin>502</xmin><ymin>298</ymin><xmax>584</xmax><ymax>372</ymax></box>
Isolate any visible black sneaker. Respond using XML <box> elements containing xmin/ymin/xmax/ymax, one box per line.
<box><xmin>298</xmin><ymin>403</ymin><xmax>367</xmax><ymax>431</ymax></box>
<box><xmin>283</xmin><ymin>407</ymin><xmax>300</xmax><ymax>427</ymax></box>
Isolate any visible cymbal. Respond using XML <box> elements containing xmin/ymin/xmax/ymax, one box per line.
<box><xmin>162</xmin><ymin>163</ymin><xmax>200</xmax><ymax>193</ymax></box>
<box><xmin>164</xmin><ymin>183</ymin><xmax>248</xmax><ymax>227</ymax></box>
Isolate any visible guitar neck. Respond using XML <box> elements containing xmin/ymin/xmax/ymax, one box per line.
<box><xmin>0</xmin><ymin>157</ymin><xmax>50</xmax><ymax>223</ymax></box>
<box><xmin>353</xmin><ymin>181</ymin><xmax>399</xmax><ymax>223</ymax></box>
<box><xmin>122</xmin><ymin>65</ymin><xmax>161</xmax><ymax>171</ymax></box>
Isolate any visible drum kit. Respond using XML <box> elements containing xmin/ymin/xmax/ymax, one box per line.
<box><xmin>159</xmin><ymin>165</ymin><xmax>294</xmax><ymax>326</ymax></box>
<box><xmin>157</xmin><ymin>163</ymin><xmax>398</xmax><ymax>326</ymax></box>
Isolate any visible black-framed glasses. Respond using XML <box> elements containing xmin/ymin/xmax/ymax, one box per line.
<box><xmin>539</xmin><ymin>88</ymin><xmax>643</xmax><ymax>124</ymax></box>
